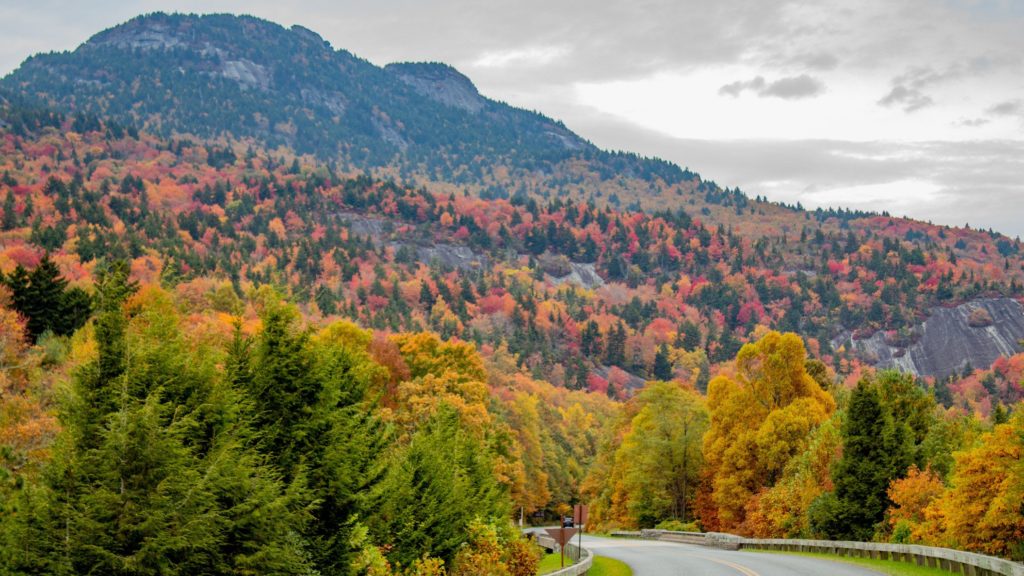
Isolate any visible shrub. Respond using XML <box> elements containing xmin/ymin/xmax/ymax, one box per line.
<box><xmin>655</xmin><ymin>519</ymin><xmax>700</xmax><ymax>532</ymax></box>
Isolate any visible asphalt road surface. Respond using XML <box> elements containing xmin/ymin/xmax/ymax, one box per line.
<box><xmin>579</xmin><ymin>534</ymin><xmax>883</xmax><ymax>576</ymax></box>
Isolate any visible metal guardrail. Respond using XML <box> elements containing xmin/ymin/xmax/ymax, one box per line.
<box><xmin>535</xmin><ymin>533</ymin><xmax>594</xmax><ymax>576</ymax></box>
<box><xmin>741</xmin><ymin>539</ymin><xmax>1024</xmax><ymax>576</ymax></box>
<box><xmin>630</xmin><ymin>530</ymin><xmax>1024</xmax><ymax>576</ymax></box>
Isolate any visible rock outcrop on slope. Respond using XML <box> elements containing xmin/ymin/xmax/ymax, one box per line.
<box><xmin>835</xmin><ymin>298</ymin><xmax>1024</xmax><ymax>379</ymax></box>
<box><xmin>386</xmin><ymin>62</ymin><xmax>485</xmax><ymax>114</ymax></box>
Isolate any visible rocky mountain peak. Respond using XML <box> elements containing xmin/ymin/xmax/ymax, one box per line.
<box><xmin>86</xmin><ymin>14</ymin><xmax>189</xmax><ymax>52</ymax></box>
<box><xmin>386</xmin><ymin>62</ymin><xmax>485</xmax><ymax>113</ymax></box>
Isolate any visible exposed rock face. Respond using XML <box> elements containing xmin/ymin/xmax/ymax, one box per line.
<box><xmin>835</xmin><ymin>298</ymin><xmax>1024</xmax><ymax>379</ymax></box>
<box><xmin>372</xmin><ymin>116</ymin><xmax>409</xmax><ymax>151</ymax></box>
<box><xmin>219</xmin><ymin>59</ymin><xmax>271</xmax><ymax>90</ymax></box>
<box><xmin>591</xmin><ymin>365</ymin><xmax>646</xmax><ymax>391</ymax></box>
<box><xmin>300</xmin><ymin>88</ymin><xmax>347</xmax><ymax>115</ymax></box>
<box><xmin>386</xmin><ymin>62</ymin><xmax>485</xmax><ymax>113</ymax></box>
<box><xmin>548</xmin><ymin>262</ymin><xmax>605</xmax><ymax>289</ymax></box>
<box><xmin>414</xmin><ymin>244</ymin><xmax>488</xmax><ymax>270</ymax></box>
<box><xmin>336</xmin><ymin>214</ymin><xmax>391</xmax><ymax>241</ymax></box>
<box><xmin>90</xmin><ymin>19</ymin><xmax>187</xmax><ymax>51</ymax></box>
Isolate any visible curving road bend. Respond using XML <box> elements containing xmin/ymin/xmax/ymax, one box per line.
<box><xmin>579</xmin><ymin>534</ymin><xmax>882</xmax><ymax>576</ymax></box>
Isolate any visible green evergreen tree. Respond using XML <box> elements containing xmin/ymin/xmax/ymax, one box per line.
<box><xmin>0</xmin><ymin>256</ymin><xmax>91</xmax><ymax>340</ymax></box>
<box><xmin>243</xmin><ymin>301</ymin><xmax>318</xmax><ymax>480</ymax></box>
<box><xmin>9</xmin><ymin>271</ymin><xmax>309</xmax><ymax>575</ymax></box>
<box><xmin>811</xmin><ymin>378</ymin><xmax>912</xmax><ymax>540</ymax></box>
<box><xmin>371</xmin><ymin>405</ymin><xmax>507</xmax><ymax>569</ymax></box>
<box><xmin>23</xmin><ymin>255</ymin><xmax>68</xmax><ymax>338</ymax></box>
<box><xmin>605</xmin><ymin>322</ymin><xmax>627</xmax><ymax>367</ymax></box>
<box><xmin>1</xmin><ymin>190</ymin><xmax>17</xmax><ymax>230</ymax></box>
<box><xmin>419</xmin><ymin>281</ymin><xmax>435</xmax><ymax>308</ymax></box>
<box><xmin>574</xmin><ymin>357</ymin><xmax>589</xmax><ymax>390</ymax></box>
<box><xmin>230</xmin><ymin>299</ymin><xmax>389</xmax><ymax>575</ymax></box>
<box><xmin>653</xmin><ymin>343</ymin><xmax>673</xmax><ymax>381</ymax></box>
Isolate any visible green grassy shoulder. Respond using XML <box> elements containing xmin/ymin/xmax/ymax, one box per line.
<box><xmin>589</xmin><ymin>556</ymin><xmax>633</xmax><ymax>576</ymax></box>
<box><xmin>749</xmin><ymin>549</ymin><xmax>956</xmax><ymax>576</ymax></box>
<box><xmin>537</xmin><ymin>552</ymin><xmax>633</xmax><ymax>575</ymax></box>
<box><xmin>537</xmin><ymin>552</ymin><xmax>565</xmax><ymax>574</ymax></box>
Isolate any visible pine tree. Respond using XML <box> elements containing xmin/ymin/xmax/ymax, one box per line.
<box><xmin>812</xmin><ymin>379</ymin><xmax>912</xmax><ymax>540</ymax></box>
<box><xmin>0</xmin><ymin>256</ymin><xmax>91</xmax><ymax>340</ymax></box>
<box><xmin>23</xmin><ymin>255</ymin><xmax>68</xmax><ymax>338</ymax></box>
<box><xmin>653</xmin><ymin>344</ymin><xmax>673</xmax><ymax>381</ymax></box>
<box><xmin>605</xmin><ymin>322</ymin><xmax>627</xmax><ymax>367</ymax></box>
<box><xmin>419</xmin><ymin>281</ymin><xmax>435</xmax><ymax>308</ymax></box>
<box><xmin>680</xmin><ymin>321</ymin><xmax>701</xmax><ymax>351</ymax></box>
<box><xmin>1</xmin><ymin>190</ymin><xmax>17</xmax><ymax>230</ymax></box>
<box><xmin>372</xmin><ymin>405</ymin><xmax>507</xmax><ymax>569</ymax></box>
<box><xmin>10</xmin><ymin>275</ymin><xmax>309</xmax><ymax>575</ymax></box>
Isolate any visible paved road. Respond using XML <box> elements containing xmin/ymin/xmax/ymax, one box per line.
<box><xmin>578</xmin><ymin>534</ymin><xmax>882</xmax><ymax>576</ymax></box>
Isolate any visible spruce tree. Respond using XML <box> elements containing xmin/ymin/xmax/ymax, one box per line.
<box><xmin>372</xmin><ymin>406</ymin><xmax>506</xmax><ymax>569</ymax></box>
<box><xmin>816</xmin><ymin>379</ymin><xmax>913</xmax><ymax>540</ymax></box>
<box><xmin>1</xmin><ymin>190</ymin><xmax>17</xmax><ymax>230</ymax></box>
<box><xmin>23</xmin><ymin>255</ymin><xmax>68</xmax><ymax>338</ymax></box>
<box><xmin>420</xmin><ymin>281</ymin><xmax>435</xmax><ymax>308</ymax></box>
<box><xmin>653</xmin><ymin>343</ymin><xmax>673</xmax><ymax>381</ymax></box>
<box><xmin>9</xmin><ymin>270</ymin><xmax>309</xmax><ymax>575</ymax></box>
<box><xmin>605</xmin><ymin>322</ymin><xmax>627</xmax><ymax>367</ymax></box>
<box><xmin>231</xmin><ymin>301</ymin><xmax>388</xmax><ymax>575</ymax></box>
<box><xmin>243</xmin><ymin>301</ymin><xmax>317</xmax><ymax>481</ymax></box>
<box><xmin>0</xmin><ymin>256</ymin><xmax>91</xmax><ymax>340</ymax></box>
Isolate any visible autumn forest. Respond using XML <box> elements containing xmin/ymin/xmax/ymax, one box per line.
<box><xmin>1</xmin><ymin>12</ymin><xmax>1024</xmax><ymax>576</ymax></box>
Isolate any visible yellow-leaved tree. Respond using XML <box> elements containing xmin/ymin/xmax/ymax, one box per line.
<box><xmin>702</xmin><ymin>331</ymin><xmax>835</xmax><ymax>532</ymax></box>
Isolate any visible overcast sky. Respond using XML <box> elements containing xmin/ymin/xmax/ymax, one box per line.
<box><xmin>3</xmin><ymin>0</ymin><xmax>1024</xmax><ymax>236</ymax></box>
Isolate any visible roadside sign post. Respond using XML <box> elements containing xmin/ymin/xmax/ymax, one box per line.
<box><xmin>573</xmin><ymin>504</ymin><xmax>589</xmax><ymax>563</ymax></box>
<box><xmin>543</xmin><ymin>527</ymin><xmax>578</xmax><ymax>569</ymax></box>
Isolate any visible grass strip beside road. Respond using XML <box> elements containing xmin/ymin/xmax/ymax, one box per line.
<box><xmin>537</xmin><ymin>553</ymin><xmax>633</xmax><ymax>575</ymax></box>
<box><xmin>750</xmin><ymin>549</ymin><xmax>958</xmax><ymax>575</ymax></box>
<box><xmin>589</xmin><ymin>556</ymin><xmax>633</xmax><ymax>576</ymax></box>
<box><xmin>537</xmin><ymin>552</ymin><xmax>564</xmax><ymax>574</ymax></box>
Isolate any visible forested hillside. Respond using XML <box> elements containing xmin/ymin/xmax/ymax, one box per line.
<box><xmin>1</xmin><ymin>102</ymin><xmax>1022</xmax><ymax>410</ymax></box>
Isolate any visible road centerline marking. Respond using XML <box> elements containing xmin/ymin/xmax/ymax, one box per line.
<box><xmin>688</xmin><ymin>553</ymin><xmax>761</xmax><ymax>576</ymax></box>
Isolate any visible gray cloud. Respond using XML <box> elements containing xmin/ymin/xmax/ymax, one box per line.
<box><xmin>719</xmin><ymin>76</ymin><xmax>766</xmax><ymax>97</ymax></box>
<box><xmin>801</xmin><ymin>52</ymin><xmax>840</xmax><ymax>71</ymax></box>
<box><xmin>879</xmin><ymin>57</ymin><xmax>1019</xmax><ymax>114</ymax></box>
<box><xmin>760</xmin><ymin>74</ymin><xmax>826</xmax><ymax>99</ymax></box>
<box><xmin>719</xmin><ymin>74</ymin><xmax>825</xmax><ymax>100</ymax></box>
<box><xmin>878</xmin><ymin>66</ymin><xmax>946</xmax><ymax>112</ymax></box>
<box><xmin>987</xmin><ymin>99</ymin><xmax>1023</xmax><ymax>116</ymax></box>
<box><xmin>957</xmin><ymin>117</ymin><xmax>990</xmax><ymax>127</ymax></box>
<box><xmin>878</xmin><ymin>85</ymin><xmax>934</xmax><ymax>112</ymax></box>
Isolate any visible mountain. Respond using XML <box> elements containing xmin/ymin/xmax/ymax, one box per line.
<box><xmin>2</xmin><ymin>13</ymin><xmax>1024</xmax><ymax>400</ymax></box>
<box><xmin>1</xmin><ymin>12</ymin><xmax>684</xmax><ymax>187</ymax></box>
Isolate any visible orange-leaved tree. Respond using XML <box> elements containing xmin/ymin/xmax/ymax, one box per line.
<box><xmin>886</xmin><ymin>465</ymin><xmax>944</xmax><ymax>543</ymax></box>
<box><xmin>920</xmin><ymin>413</ymin><xmax>1024</xmax><ymax>559</ymax></box>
